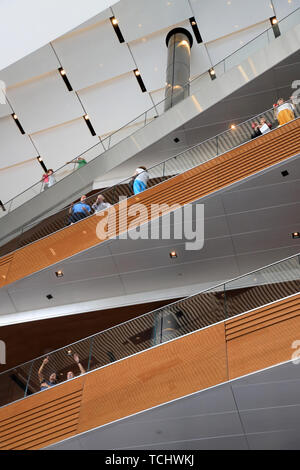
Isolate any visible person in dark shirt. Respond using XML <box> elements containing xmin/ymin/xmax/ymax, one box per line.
<box><xmin>38</xmin><ymin>357</ymin><xmax>57</xmax><ymax>391</ymax></box>
<box><xmin>250</xmin><ymin>122</ymin><xmax>262</xmax><ymax>139</ymax></box>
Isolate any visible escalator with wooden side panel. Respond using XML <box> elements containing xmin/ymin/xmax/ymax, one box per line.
<box><xmin>0</xmin><ymin>251</ymin><xmax>299</xmax><ymax>449</ymax></box>
<box><xmin>0</xmin><ymin>116</ymin><xmax>299</xmax><ymax>290</ymax></box>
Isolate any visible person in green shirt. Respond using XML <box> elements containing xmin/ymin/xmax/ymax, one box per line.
<box><xmin>66</xmin><ymin>157</ymin><xmax>87</xmax><ymax>169</ymax></box>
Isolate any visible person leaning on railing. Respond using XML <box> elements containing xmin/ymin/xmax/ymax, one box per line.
<box><xmin>132</xmin><ymin>166</ymin><xmax>149</xmax><ymax>195</ymax></box>
<box><xmin>66</xmin><ymin>157</ymin><xmax>87</xmax><ymax>169</ymax></box>
<box><xmin>68</xmin><ymin>195</ymin><xmax>91</xmax><ymax>224</ymax></box>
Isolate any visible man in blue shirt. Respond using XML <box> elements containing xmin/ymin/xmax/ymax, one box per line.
<box><xmin>69</xmin><ymin>195</ymin><xmax>91</xmax><ymax>223</ymax></box>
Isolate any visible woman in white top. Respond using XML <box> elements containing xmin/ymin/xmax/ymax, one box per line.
<box><xmin>274</xmin><ymin>98</ymin><xmax>295</xmax><ymax>126</ymax></box>
<box><xmin>133</xmin><ymin>166</ymin><xmax>149</xmax><ymax>194</ymax></box>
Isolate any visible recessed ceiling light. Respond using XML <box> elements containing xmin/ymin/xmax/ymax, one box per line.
<box><xmin>83</xmin><ymin>114</ymin><xmax>96</xmax><ymax>136</ymax></box>
<box><xmin>37</xmin><ymin>156</ymin><xmax>47</xmax><ymax>172</ymax></box>
<box><xmin>11</xmin><ymin>113</ymin><xmax>25</xmax><ymax>134</ymax></box>
<box><xmin>189</xmin><ymin>17</ymin><xmax>203</xmax><ymax>43</ymax></box>
<box><xmin>174</xmin><ymin>137</ymin><xmax>180</xmax><ymax>143</ymax></box>
<box><xmin>46</xmin><ymin>294</ymin><xmax>53</xmax><ymax>300</ymax></box>
<box><xmin>58</xmin><ymin>67</ymin><xmax>73</xmax><ymax>91</ymax></box>
<box><xmin>169</xmin><ymin>251</ymin><xmax>177</xmax><ymax>258</ymax></box>
<box><xmin>292</xmin><ymin>232</ymin><xmax>300</xmax><ymax>239</ymax></box>
<box><xmin>133</xmin><ymin>69</ymin><xmax>147</xmax><ymax>92</ymax></box>
<box><xmin>138</xmin><ymin>23</ymin><xmax>142</xmax><ymax>28</ymax></box>
<box><xmin>209</xmin><ymin>67</ymin><xmax>216</xmax><ymax>80</ymax></box>
<box><xmin>270</xmin><ymin>16</ymin><xmax>280</xmax><ymax>37</ymax></box>
<box><xmin>55</xmin><ymin>270</ymin><xmax>64</xmax><ymax>278</ymax></box>
<box><xmin>230</xmin><ymin>124</ymin><xmax>236</xmax><ymax>130</ymax></box>
<box><xmin>110</xmin><ymin>16</ymin><xmax>124</xmax><ymax>43</ymax></box>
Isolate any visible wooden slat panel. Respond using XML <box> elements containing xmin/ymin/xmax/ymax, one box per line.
<box><xmin>77</xmin><ymin>323</ymin><xmax>227</xmax><ymax>434</ymax></box>
<box><xmin>0</xmin><ymin>118</ymin><xmax>298</xmax><ymax>287</ymax></box>
<box><xmin>0</xmin><ymin>414</ymin><xmax>79</xmax><ymax>449</ymax></box>
<box><xmin>226</xmin><ymin>309</ymin><xmax>300</xmax><ymax>341</ymax></box>
<box><xmin>0</xmin><ymin>397</ymin><xmax>82</xmax><ymax>434</ymax></box>
<box><xmin>1</xmin><ymin>291</ymin><xmax>300</xmax><ymax>449</ymax></box>
<box><xmin>226</xmin><ymin>294</ymin><xmax>300</xmax><ymax>379</ymax></box>
<box><xmin>0</xmin><ymin>389</ymin><xmax>82</xmax><ymax>426</ymax></box>
<box><xmin>225</xmin><ymin>294</ymin><xmax>300</xmax><ymax>330</ymax></box>
<box><xmin>0</xmin><ymin>376</ymin><xmax>85</xmax><ymax>450</ymax></box>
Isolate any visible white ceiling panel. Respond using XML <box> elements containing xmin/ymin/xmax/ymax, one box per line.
<box><xmin>206</xmin><ymin>21</ymin><xmax>270</xmax><ymax>67</ymax></box>
<box><xmin>236</xmin><ymin>246</ymin><xmax>300</xmax><ymax>274</ymax></box>
<box><xmin>129</xmin><ymin>30</ymin><xmax>169</xmax><ymax>92</ymax></box>
<box><xmin>113</xmin><ymin>0</ymin><xmax>193</xmax><ymax>43</ymax></box>
<box><xmin>53</xmin><ymin>19</ymin><xmax>136</xmax><ymax>91</ymax></box>
<box><xmin>273</xmin><ymin>0</ymin><xmax>300</xmax><ymax>20</ymax></box>
<box><xmin>78</xmin><ymin>72</ymin><xmax>154</xmax><ymax>136</ymax></box>
<box><xmin>8</xmin><ymin>256</ymin><xmax>118</xmax><ymax>293</ymax></box>
<box><xmin>150</xmin><ymin>88</ymin><xmax>165</xmax><ymax>106</ymax></box>
<box><xmin>0</xmin><ymin>102</ymin><xmax>12</xmax><ymax>119</ymax></box>
<box><xmin>190</xmin><ymin>0</ymin><xmax>274</xmax><ymax>43</ymax></box>
<box><xmin>0</xmin><ymin>44</ymin><xmax>60</xmax><ymax>88</ymax></box>
<box><xmin>121</xmin><ymin>255</ymin><xmax>240</xmax><ymax>295</ymax></box>
<box><xmin>6</xmin><ymin>71</ymin><xmax>83</xmax><ymax>134</ymax></box>
<box><xmin>0</xmin><ymin>115</ymin><xmax>35</xmax><ymax>168</ymax></box>
<box><xmin>31</xmin><ymin>118</ymin><xmax>98</xmax><ymax>171</ymax></box>
<box><xmin>8</xmin><ymin>274</ymin><xmax>125</xmax><ymax>312</ymax></box>
<box><xmin>69</xmin><ymin>8</ymin><xmax>112</xmax><ymax>32</ymax></box>
<box><xmin>0</xmin><ymin>289</ymin><xmax>17</xmax><ymax>315</ymax></box>
<box><xmin>0</xmin><ymin>160</ymin><xmax>42</xmax><ymax>204</ymax></box>
<box><xmin>232</xmin><ymin>223</ymin><xmax>300</xmax><ymax>254</ymax></box>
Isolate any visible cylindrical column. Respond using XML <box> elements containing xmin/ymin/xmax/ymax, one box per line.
<box><xmin>165</xmin><ymin>28</ymin><xmax>193</xmax><ymax>111</ymax></box>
